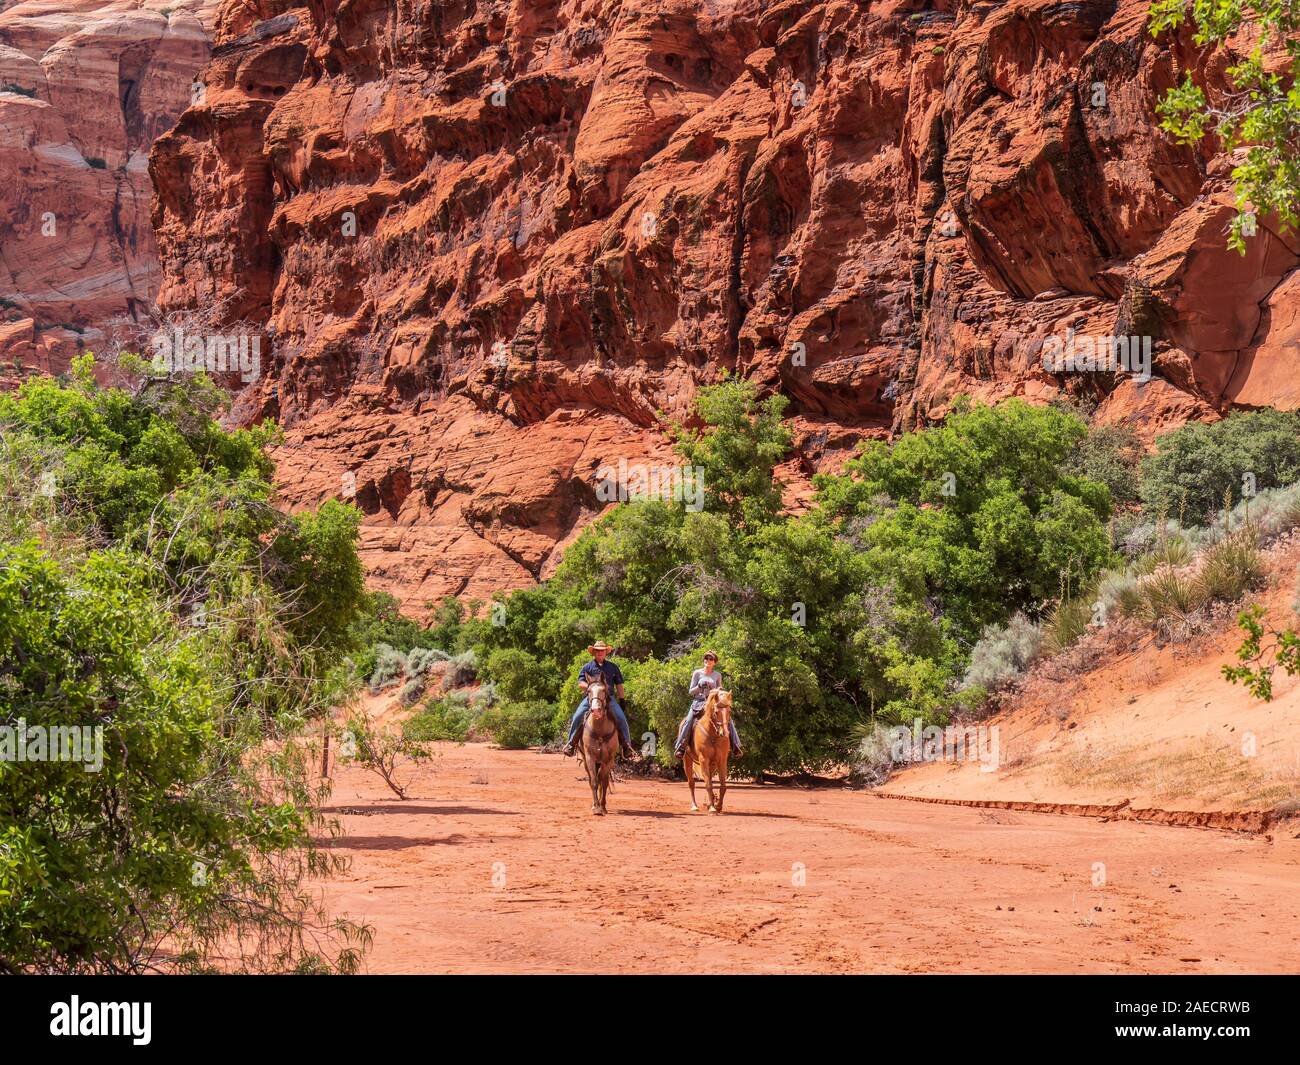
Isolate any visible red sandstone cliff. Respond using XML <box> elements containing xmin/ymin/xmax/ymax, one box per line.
<box><xmin>0</xmin><ymin>0</ymin><xmax>219</xmax><ymax>375</ymax></box>
<box><xmin>147</xmin><ymin>0</ymin><xmax>1300</xmax><ymax>610</ymax></box>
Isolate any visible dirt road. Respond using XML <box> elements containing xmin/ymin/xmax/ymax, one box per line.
<box><xmin>318</xmin><ymin>743</ymin><xmax>1300</xmax><ymax>974</ymax></box>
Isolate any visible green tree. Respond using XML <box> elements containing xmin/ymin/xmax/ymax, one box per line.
<box><xmin>0</xmin><ymin>543</ymin><xmax>366</xmax><ymax>973</ymax></box>
<box><xmin>670</xmin><ymin>376</ymin><xmax>792</xmax><ymax>530</ymax></box>
<box><xmin>816</xmin><ymin>399</ymin><xmax>1115</xmax><ymax>639</ymax></box>
<box><xmin>0</xmin><ymin>361</ymin><xmax>370</xmax><ymax>972</ymax></box>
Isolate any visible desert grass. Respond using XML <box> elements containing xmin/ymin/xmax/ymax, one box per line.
<box><xmin>1052</xmin><ymin>738</ymin><xmax>1297</xmax><ymax>809</ymax></box>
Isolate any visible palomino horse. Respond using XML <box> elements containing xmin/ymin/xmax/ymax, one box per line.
<box><xmin>683</xmin><ymin>689</ymin><xmax>732</xmax><ymax>813</ymax></box>
<box><xmin>578</xmin><ymin>678</ymin><xmax>618</xmax><ymax>815</ymax></box>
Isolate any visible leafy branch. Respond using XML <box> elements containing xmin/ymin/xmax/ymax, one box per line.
<box><xmin>1150</xmin><ymin>0</ymin><xmax>1300</xmax><ymax>251</ymax></box>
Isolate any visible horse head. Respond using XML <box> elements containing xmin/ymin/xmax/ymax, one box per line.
<box><xmin>705</xmin><ymin>689</ymin><xmax>732</xmax><ymax>739</ymax></box>
<box><xmin>587</xmin><ymin>678</ymin><xmax>609</xmax><ymax>719</ymax></box>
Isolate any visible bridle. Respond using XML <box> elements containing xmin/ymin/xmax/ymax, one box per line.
<box><xmin>588</xmin><ymin>679</ymin><xmax>609</xmax><ymax>720</ymax></box>
<box><xmin>703</xmin><ymin>691</ymin><xmax>732</xmax><ymax>739</ymax></box>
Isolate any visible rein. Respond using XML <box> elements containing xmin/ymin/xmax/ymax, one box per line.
<box><xmin>697</xmin><ymin>692</ymin><xmax>730</xmax><ymax>743</ymax></box>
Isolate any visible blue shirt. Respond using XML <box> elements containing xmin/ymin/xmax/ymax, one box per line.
<box><xmin>579</xmin><ymin>658</ymin><xmax>624</xmax><ymax>689</ymax></box>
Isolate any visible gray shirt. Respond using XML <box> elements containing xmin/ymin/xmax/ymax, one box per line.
<box><xmin>688</xmin><ymin>668</ymin><xmax>722</xmax><ymax>713</ymax></box>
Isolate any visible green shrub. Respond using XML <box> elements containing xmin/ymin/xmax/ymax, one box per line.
<box><xmin>478</xmin><ymin>701</ymin><xmax>557</xmax><ymax>749</ymax></box>
<box><xmin>1140</xmin><ymin>409</ymin><xmax>1300</xmax><ymax>522</ymax></box>
<box><xmin>625</xmin><ymin>653</ymin><xmax>698</xmax><ymax>764</ymax></box>
<box><xmin>426</xmin><ymin>596</ymin><xmax>468</xmax><ymax>651</ymax></box>
<box><xmin>483</xmin><ymin>647</ymin><xmax>551</xmax><ymax>703</ymax></box>
<box><xmin>404</xmin><ymin>695</ymin><xmax>474</xmax><ymax>742</ymax></box>
<box><xmin>348</xmin><ymin>590</ymin><xmax>440</xmax><ymax>664</ymax></box>
<box><xmin>1075</xmin><ymin>423</ymin><xmax>1143</xmax><ymax>507</ymax></box>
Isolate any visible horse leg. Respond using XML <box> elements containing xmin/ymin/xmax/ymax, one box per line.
<box><xmin>717</xmin><ymin>756</ymin><xmax>727</xmax><ymax>813</ymax></box>
<box><xmin>599</xmin><ymin>758</ymin><xmax>610</xmax><ymax>814</ymax></box>
<box><xmin>705</xmin><ymin>757</ymin><xmax>718</xmax><ymax>813</ymax></box>
<box><xmin>685</xmin><ymin>752</ymin><xmax>699</xmax><ymax>812</ymax></box>
<box><xmin>584</xmin><ymin>746</ymin><xmax>602</xmax><ymax>815</ymax></box>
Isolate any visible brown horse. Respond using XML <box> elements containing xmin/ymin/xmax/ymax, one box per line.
<box><xmin>578</xmin><ymin>678</ymin><xmax>618</xmax><ymax>815</ymax></box>
<box><xmin>683</xmin><ymin>689</ymin><xmax>732</xmax><ymax>813</ymax></box>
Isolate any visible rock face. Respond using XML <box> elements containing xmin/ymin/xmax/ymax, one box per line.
<box><xmin>149</xmin><ymin>0</ymin><xmax>1300</xmax><ymax>610</ymax></box>
<box><xmin>0</xmin><ymin>0</ymin><xmax>219</xmax><ymax>377</ymax></box>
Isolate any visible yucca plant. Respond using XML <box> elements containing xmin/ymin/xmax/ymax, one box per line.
<box><xmin>1140</xmin><ymin>566</ymin><xmax>1205</xmax><ymax>624</ymax></box>
<box><xmin>1195</xmin><ymin>527</ymin><xmax>1265</xmax><ymax>605</ymax></box>
<box><xmin>1045</xmin><ymin>595</ymin><xmax>1094</xmax><ymax>654</ymax></box>
<box><xmin>1151</xmin><ymin>535</ymin><xmax>1194</xmax><ymax>569</ymax></box>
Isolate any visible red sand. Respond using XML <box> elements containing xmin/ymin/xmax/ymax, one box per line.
<box><xmin>316</xmin><ymin>743</ymin><xmax>1300</xmax><ymax>974</ymax></box>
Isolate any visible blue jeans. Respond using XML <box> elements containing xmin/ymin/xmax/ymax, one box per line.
<box><xmin>567</xmin><ymin>695</ymin><xmax>630</xmax><ymax>747</ymax></box>
<box><xmin>675</xmin><ymin>709</ymin><xmax>741</xmax><ymax>752</ymax></box>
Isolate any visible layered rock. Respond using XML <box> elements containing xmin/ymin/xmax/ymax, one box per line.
<box><xmin>0</xmin><ymin>0</ymin><xmax>219</xmax><ymax>377</ymax></box>
<box><xmin>149</xmin><ymin>0</ymin><xmax>1300</xmax><ymax>610</ymax></box>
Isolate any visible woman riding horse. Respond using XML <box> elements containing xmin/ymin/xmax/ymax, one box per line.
<box><xmin>673</xmin><ymin>651</ymin><xmax>743</xmax><ymax>758</ymax></box>
<box><xmin>683</xmin><ymin>688</ymin><xmax>734</xmax><ymax>813</ymax></box>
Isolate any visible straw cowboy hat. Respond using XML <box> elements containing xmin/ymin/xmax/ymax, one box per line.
<box><xmin>587</xmin><ymin>640</ymin><xmax>614</xmax><ymax>654</ymax></box>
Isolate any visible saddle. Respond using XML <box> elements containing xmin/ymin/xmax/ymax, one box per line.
<box><xmin>683</xmin><ymin>706</ymin><xmax>706</xmax><ymax>751</ymax></box>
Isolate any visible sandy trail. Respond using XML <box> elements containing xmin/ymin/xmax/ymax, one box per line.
<box><xmin>317</xmin><ymin>743</ymin><xmax>1300</xmax><ymax>974</ymax></box>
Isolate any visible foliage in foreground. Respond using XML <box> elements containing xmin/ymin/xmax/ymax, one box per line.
<box><xmin>0</xmin><ymin>359</ymin><xmax>369</xmax><ymax>973</ymax></box>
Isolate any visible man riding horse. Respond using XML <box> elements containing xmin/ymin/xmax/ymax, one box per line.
<box><xmin>563</xmin><ymin>641</ymin><xmax>636</xmax><ymax>759</ymax></box>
